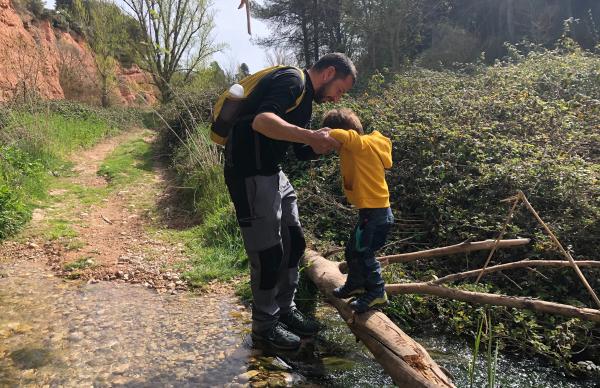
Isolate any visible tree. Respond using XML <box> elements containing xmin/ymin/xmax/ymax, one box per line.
<box><xmin>87</xmin><ymin>0</ymin><xmax>132</xmax><ymax>106</ymax></box>
<box><xmin>236</xmin><ymin>62</ymin><xmax>250</xmax><ymax>80</ymax></box>
<box><xmin>121</xmin><ymin>0</ymin><xmax>222</xmax><ymax>102</ymax></box>
<box><xmin>264</xmin><ymin>47</ymin><xmax>296</xmax><ymax>66</ymax></box>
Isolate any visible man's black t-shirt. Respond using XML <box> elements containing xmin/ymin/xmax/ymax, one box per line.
<box><xmin>224</xmin><ymin>68</ymin><xmax>316</xmax><ymax>177</ymax></box>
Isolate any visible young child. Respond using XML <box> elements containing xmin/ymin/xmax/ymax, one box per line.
<box><xmin>323</xmin><ymin>108</ymin><xmax>394</xmax><ymax>313</ymax></box>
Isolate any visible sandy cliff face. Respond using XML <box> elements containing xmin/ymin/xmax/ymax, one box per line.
<box><xmin>0</xmin><ymin>0</ymin><xmax>63</xmax><ymax>101</ymax></box>
<box><xmin>0</xmin><ymin>0</ymin><xmax>156</xmax><ymax>106</ymax></box>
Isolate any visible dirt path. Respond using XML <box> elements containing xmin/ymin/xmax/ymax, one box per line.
<box><xmin>2</xmin><ymin>128</ymin><xmax>198</xmax><ymax>293</ymax></box>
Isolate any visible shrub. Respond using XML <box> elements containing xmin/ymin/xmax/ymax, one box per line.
<box><xmin>26</xmin><ymin>0</ymin><xmax>45</xmax><ymax>17</ymax></box>
<box><xmin>292</xmin><ymin>45</ymin><xmax>600</xmax><ymax>371</ymax></box>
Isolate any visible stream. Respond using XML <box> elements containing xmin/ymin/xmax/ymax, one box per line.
<box><xmin>1</xmin><ymin>259</ymin><xmax>597</xmax><ymax>387</ymax></box>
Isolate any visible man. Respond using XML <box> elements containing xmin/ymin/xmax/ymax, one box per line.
<box><xmin>224</xmin><ymin>53</ymin><xmax>357</xmax><ymax>350</ymax></box>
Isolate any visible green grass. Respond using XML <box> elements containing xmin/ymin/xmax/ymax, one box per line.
<box><xmin>9</xmin><ymin>111</ymin><xmax>119</xmax><ymax>162</ymax></box>
<box><xmin>44</xmin><ymin>219</ymin><xmax>78</xmax><ymax>240</ymax></box>
<box><xmin>63</xmin><ymin>256</ymin><xmax>96</xmax><ymax>271</ymax></box>
<box><xmin>163</xmin><ymin>218</ymin><xmax>247</xmax><ymax>288</ymax></box>
<box><xmin>0</xmin><ymin>102</ymin><xmax>131</xmax><ymax>240</ymax></box>
<box><xmin>63</xmin><ymin>256</ymin><xmax>97</xmax><ymax>279</ymax></box>
<box><xmin>97</xmin><ymin>135</ymin><xmax>154</xmax><ymax>186</ymax></box>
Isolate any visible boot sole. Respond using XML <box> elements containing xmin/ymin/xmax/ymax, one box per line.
<box><xmin>350</xmin><ymin>296</ymin><xmax>389</xmax><ymax>313</ymax></box>
<box><xmin>279</xmin><ymin>321</ymin><xmax>320</xmax><ymax>338</ymax></box>
<box><xmin>332</xmin><ymin>288</ymin><xmax>366</xmax><ymax>299</ymax></box>
<box><xmin>251</xmin><ymin>334</ymin><xmax>301</xmax><ymax>351</ymax></box>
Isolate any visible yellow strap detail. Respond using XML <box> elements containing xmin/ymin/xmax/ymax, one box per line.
<box><xmin>213</xmin><ymin>65</ymin><xmax>306</xmax><ymax>120</ymax></box>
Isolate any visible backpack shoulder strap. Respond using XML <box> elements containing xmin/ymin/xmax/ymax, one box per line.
<box><xmin>285</xmin><ymin>66</ymin><xmax>306</xmax><ymax>113</ymax></box>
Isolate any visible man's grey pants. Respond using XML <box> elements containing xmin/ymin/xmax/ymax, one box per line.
<box><xmin>225</xmin><ymin>171</ymin><xmax>306</xmax><ymax>333</ymax></box>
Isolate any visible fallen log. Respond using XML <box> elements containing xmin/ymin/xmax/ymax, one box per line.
<box><xmin>385</xmin><ymin>283</ymin><xmax>600</xmax><ymax>323</ymax></box>
<box><xmin>432</xmin><ymin>259</ymin><xmax>600</xmax><ymax>285</ymax></box>
<box><xmin>303</xmin><ymin>250</ymin><xmax>455</xmax><ymax>387</ymax></box>
<box><xmin>339</xmin><ymin>238</ymin><xmax>530</xmax><ymax>272</ymax></box>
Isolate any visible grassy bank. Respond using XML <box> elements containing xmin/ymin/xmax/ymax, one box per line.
<box><xmin>156</xmin><ymin>105</ymin><xmax>247</xmax><ymax>287</ymax></box>
<box><xmin>0</xmin><ymin>100</ymin><xmax>140</xmax><ymax>240</ymax></box>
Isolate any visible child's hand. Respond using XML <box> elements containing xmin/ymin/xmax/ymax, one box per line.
<box><xmin>320</xmin><ymin>127</ymin><xmax>342</xmax><ymax>151</ymax></box>
<box><xmin>309</xmin><ymin>128</ymin><xmax>340</xmax><ymax>154</ymax></box>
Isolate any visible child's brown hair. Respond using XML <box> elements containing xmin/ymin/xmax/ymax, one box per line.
<box><xmin>322</xmin><ymin>108</ymin><xmax>364</xmax><ymax>134</ymax></box>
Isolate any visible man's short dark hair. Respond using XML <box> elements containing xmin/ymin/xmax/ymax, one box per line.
<box><xmin>312</xmin><ymin>53</ymin><xmax>357</xmax><ymax>84</ymax></box>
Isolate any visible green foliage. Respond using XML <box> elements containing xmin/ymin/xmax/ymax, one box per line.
<box><xmin>157</xmin><ymin>87</ymin><xmax>218</xmax><ymax>149</ymax></box>
<box><xmin>295</xmin><ymin>48</ymin><xmax>600</xmax><ymax>371</ymax></box>
<box><xmin>0</xmin><ymin>182</ymin><xmax>30</xmax><ymax>240</ymax></box>
<box><xmin>63</xmin><ymin>256</ymin><xmax>96</xmax><ymax>278</ymax></box>
<box><xmin>25</xmin><ymin>0</ymin><xmax>45</xmax><ymax>17</ymax></box>
<box><xmin>164</xmin><ymin>120</ymin><xmax>246</xmax><ymax>286</ymax></box>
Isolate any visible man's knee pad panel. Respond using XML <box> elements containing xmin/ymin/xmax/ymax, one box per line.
<box><xmin>258</xmin><ymin>244</ymin><xmax>283</xmax><ymax>290</ymax></box>
<box><xmin>288</xmin><ymin>225</ymin><xmax>306</xmax><ymax>268</ymax></box>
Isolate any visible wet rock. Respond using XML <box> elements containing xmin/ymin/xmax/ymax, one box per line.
<box><xmin>268</xmin><ymin>357</ymin><xmax>292</xmax><ymax>372</ymax></box>
<box><xmin>577</xmin><ymin>360</ymin><xmax>600</xmax><ymax>372</ymax></box>
<box><xmin>68</xmin><ymin>332</ymin><xmax>84</xmax><ymax>342</ymax></box>
<box><xmin>10</xmin><ymin>347</ymin><xmax>52</xmax><ymax>369</ymax></box>
<box><xmin>237</xmin><ymin>370</ymin><xmax>260</xmax><ymax>384</ymax></box>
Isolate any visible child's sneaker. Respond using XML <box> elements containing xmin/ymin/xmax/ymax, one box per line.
<box><xmin>349</xmin><ymin>291</ymin><xmax>388</xmax><ymax>313</ymax></box>
<box><xmin>332</xmin><ymin>283</ymin><xmax>365</xmax><ymax>299</ymax></box>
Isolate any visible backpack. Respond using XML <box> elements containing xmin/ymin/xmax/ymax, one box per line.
<box><xmin>210</xmin><ymin>65</ymin><xmax>306</xmax><ymax>146</ymax></box>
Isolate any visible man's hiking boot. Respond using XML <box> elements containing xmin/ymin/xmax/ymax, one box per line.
<box><xmin>252</xmin><ymin>322</ymin><xmax>301</xmax><ymax>350</ymax></box>
<box><xmin>349</xmin><ymin>291</ymin><xmax>388</xmax><ymax>313</ymax></box>
<box><xmin>332</xmin><ymin>284</ymin><xmax>366</xmax><ymax>299</ymax></box>
<box><xmin>279</xmin><ymin>308</ymin><xmax>321</xmax><ymax>337</ymax></box>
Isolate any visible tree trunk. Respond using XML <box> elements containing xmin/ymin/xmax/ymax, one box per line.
<box><xmin>431</xmin><ymin>259</ymin><xmax>600</xmax><ymax>285</ymax></box>
<box><xmin>385</xmin><ymin>283</ymin><xmax>600</xmax><ymax>323</ymax></box>
<box><xmin>303</xmin><ymin>250</ymin><xmax>455</xmax><ymax>387</ymax></box>
<box><xmin>300</xmin><ymin>6</ymin><xmax>311</xmax><ymax>67</ymax></box>
<box><xmin>339</xmin><ymin>239</ymin><xmax>530</xmax><ymax>272</ymax></box>
<box><xmin>312</xmin><ymin>0</ymin><xmax>320</xmax><ymax>63</ymax></box>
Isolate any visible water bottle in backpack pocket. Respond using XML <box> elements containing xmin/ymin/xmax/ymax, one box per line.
<box><xmin>210</xmin><ymin>83</ymin><xmax>245</xmax><ymax>146</ymax></box>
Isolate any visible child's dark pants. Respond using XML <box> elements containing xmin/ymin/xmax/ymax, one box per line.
<box><xmin>344</xmin><ymin>207</ymin><xmax>394</xmax><ymax>296</ymax></box>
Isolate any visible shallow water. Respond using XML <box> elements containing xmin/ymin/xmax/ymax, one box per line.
<box><xmin>1</xmin><ymin>260</ymin><xmax>596</xmax><ymax>387</ymax></box>
<box><xmin>0</xmin><ymin>260</ymin><xmax>252</xmax><ymax>387</ymax></box>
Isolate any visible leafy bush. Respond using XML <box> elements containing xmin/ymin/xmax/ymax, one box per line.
<box><xmin>302</xmin><ymin>47</ymin><xmax>600</xmax><ymax>261</ymax></box>
<box><xmin>0</xmin><ymin>182</ymin><xmax>30</xmax><ymax>240</ymax></box>
<box><xmin>26</xmin><ymin>0</ymin><xmax>45</xmax><ymax>17</ymax></box>
<box><xmin>157</xmin><ymin>88</ymin><xmax>218</xmax><ymax>150</ymax></box>
<box><xmin>291</xmin><ymin>46</ymin><xmax>600</xmax><ymax>372</ymax></box>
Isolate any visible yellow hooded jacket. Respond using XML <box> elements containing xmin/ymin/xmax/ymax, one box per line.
<box><xmin>329</xmin><ymin>129</ymin><xmax>392</xmax><ymax>209</ymax></box>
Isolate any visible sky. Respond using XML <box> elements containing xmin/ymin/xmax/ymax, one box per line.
<box><xmin>44</xmin><ymin>0</ymin><xmax>272</xmax><ymax>72</ymax></box>
<box><xmin>211</xmin><ymin>0</ymin><xmax>271</xmax><ymax>73</ymax></box>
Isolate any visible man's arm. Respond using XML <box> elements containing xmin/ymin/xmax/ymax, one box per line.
<box><xmin>253</xmin><ymin>113</ymin><xmax>339</xmax><ymax>154</ymax></box>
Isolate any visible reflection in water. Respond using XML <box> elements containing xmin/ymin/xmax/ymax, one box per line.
<box><xmin>414</xmin><ymin>332</ymin><xmax>599</xmax><ymax>388</ymax></box>
<box><xmin>1</xmin><ymin>261</ymin><xmax>252</xmax><ymax>387</ymax></box>
<box><xmin>0</xmin><ymin>260</ymin><xmax>391</xmax><ymax>387</ymax></box>
<box><xmin>2</xmin><ymin>260</ymin><xmax>595</xmax><ymax>387</ymax></box>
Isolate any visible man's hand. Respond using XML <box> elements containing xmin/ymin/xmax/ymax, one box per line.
<box><xmin>308</xmin><ymin>128</ymin><xmax>341</xmax><ymax>154</ymax></box>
